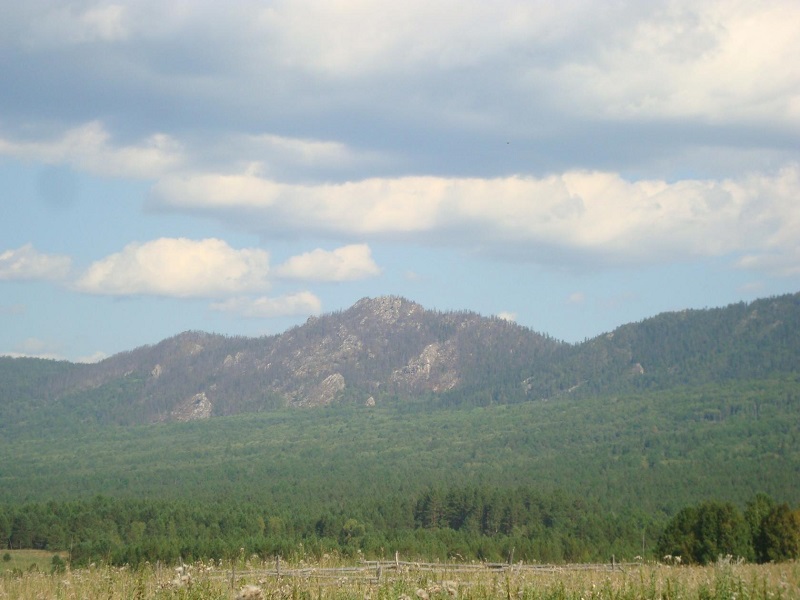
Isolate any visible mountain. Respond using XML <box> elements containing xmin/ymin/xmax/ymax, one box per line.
<box><xmin>1</xmin><ymin>293</ymin><xmax>799</xmax><ymax>564</ymax></box>
<box><xmin>1</xmin><ymin>292</ymin><xmax>799</xmax><ymax>430</ymax></box>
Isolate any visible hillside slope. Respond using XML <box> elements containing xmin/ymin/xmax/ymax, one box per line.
<box><xmin>1</xmin><ymin>292</ymin><xmax>798</xmax><ymax>429</ymax></box>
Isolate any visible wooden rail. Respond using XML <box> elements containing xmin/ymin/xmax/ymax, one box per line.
<box><xmin>217</xmin><ymin>557</ymin><xmax>638</xmax><ymax>587</ymax></box>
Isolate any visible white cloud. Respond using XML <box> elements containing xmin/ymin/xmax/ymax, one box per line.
<box><xmin>555</xmin><ymin>1</ymin><xmax>800</xmax><ymax>125</ymax></box>
<box><xmin>736</xmin><ymin>251</ymin><xmax>800</xmax><ymax>278</ymax></box>
<box><xmin>152</xmin><ymin>165</ymin><xmax>800</xmax><ymax>272</ymax></box>
<box><xmin>0</xmin><ymin>122</ymin><xmax>184</xmax><ymax>179</ymax></box>
<box><xmin>257</xmin><ymin>1</ymin><xmax>540</xmax><ymax>76</ymax></box>
<box><xmin>238</xmin><ymin>133</ymin><xmax>378</xmax><ymax>169</ymax></box>
<box><xmin>252</xmin><ymin>1</ymin><xmax>800</xmax><ymax>129</ymax></box>
<box><xmin>275</xmin><ymin>244</ymin><xmax>381</xmax><ymax>282</ymax></box>
<box><xmin>496</xmin><ymin>311</ymin><xmax>517</xmax><ymax>322</ymax></box>
<box><xmin>2</xmin><ymin>337</ymin><xmax>63</xmax><ymax>361</ymax></box>
<box><xmin>0</xmin><ymin>244</ymin><xmax>72</xmax><ymax>281</ymax></box>
<box><xmin>75</xmin><ymin>350</ymin><xmax>109</xmax><ymax>364</ymax></box>
<box><xmin>74</xmin><ymin>238</ymin><xmax>271</xmax><ymax>297</ymax></box>
<box><xmin>210</xmin><ymin>292</ymin><xmax>322</xmax><ymax>318</ymax></box>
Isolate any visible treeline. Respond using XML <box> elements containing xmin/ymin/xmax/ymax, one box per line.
<box><xmin>2</xmin><ymin>490</ymin><xmax>798</xmax><ymax>567</ymax></box>
<box><xmin>657</xmin><ymin>494</ymin><xmax>800</xmax><ymax>564</ymax></box>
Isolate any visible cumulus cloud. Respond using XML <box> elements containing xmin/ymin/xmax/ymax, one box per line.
<box><xmin>556</xmin><ymin>1</ymin><xmax>800</xmax><ymax>125</ymax></box>
<box><xmin>152</xmin><ymin>165</ymin><xmax>800</xmax><ymax>271</ymax></box>
<box><xmin>275</xmin><ymin>244</ymin><xmax>381</xmax><ymax>282</ymax></box>
<box><xmin>0</xmin><ymin>244</ymin><xmax>72</xmax><ymax>281</ymax></box>
<box><xmin>210</xmin><ymin>292</ymin><xmax>322</xmax><ymax>318</ymax></box>
<box><xmin>74</xmin><ymin>238</ymin><xmax>270</xmax><ymax>297</ymax></box>
<box><xmin>0</xmin><ymin>122</ymin><xmax>184</xmax><ymax>179</ymax></box>
<box><xmin>496</xmin><ymin>312</ymin><xmax>517</xmax><ymax>322</ymax></box>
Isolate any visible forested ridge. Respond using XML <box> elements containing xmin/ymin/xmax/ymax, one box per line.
<box><xmin>2</xmin><ymin>378</ymin><xmax>799</xmax><ymax>565</ymax></box>
<box><xmin>1</xmin><ymin>292</ymin><xmax>799</xmax><ymax>428</ymax></box>
<box><xmin>1</xmin><ymin>292</ymin><xmax>799</xmax><ymax>565</ymax></box>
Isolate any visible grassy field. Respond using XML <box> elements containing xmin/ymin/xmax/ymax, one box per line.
<box><xmin>0</xmin><ymin>557</ymin><xmax>797</xmax><ymax>599</ymax></box>
<box><xmin>0</xmin><ymin>549</ymin><xmax>67</xmax><ymax>575</ymax></box>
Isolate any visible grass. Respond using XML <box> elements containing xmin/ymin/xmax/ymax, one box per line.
<box><xmin>0</xmin><ymin>557</ymin><xmax>797</xmax><ymax>599</ymax></box>
<box><xmin>0</xmin><ymin>549</ymin><xmax>67</xmax><ymax>575</ymax></box>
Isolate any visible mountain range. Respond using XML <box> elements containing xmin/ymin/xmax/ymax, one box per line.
<box><xmin>2</xmin><ymin>292</ymin><xmax>798</xmax><ymax>429</ymax></box>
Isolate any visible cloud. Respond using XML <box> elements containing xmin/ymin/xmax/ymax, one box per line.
<box><xmin>234</xmin><ymin>133</ymin><xmax>382</xmax><ymax>171</ymax></box>
<box><xmin>736</xmin><ymin>250</ymin><xmax>800</xmax><ymax>278</ymax></box>
<box><xmin>152</xmin><ymin>165</ymin><xmax>800</xmax><ymax>272</ymax></box>
<box><xmin>275</xmin><ymin>244</ymin><xmax>381</xmax><ymax>282</ymax></box>
<box><xmin>0</xmin><ymin>244</ymin><xmax>72</xmax><ymax>281</ymax></box>
<box><xmin>1</xmin><ymin>1</ymin><xmax>798</xmax><ymax>285</ymax></box>
<box><xmin>556</xmin><ymin>1</ymin><xmax>800</xmax><ymax>125</ymax></box>
<box><xmin>75</xmin><ymin>350</ymin><xmax>109</xmax><ymax>364</ymax></box>
<box><xmin>0</xmin><ymin>122</ymin><xmax>184</xmax><ymax>179</ymax></box>
<box><xmin>1</xmin><ymin>337</ymin><xmax>63</xmax><ymax>361</ymax></box>
<box><xmin>496</xmin><ymin>312</ymin><xmax>517</xmax><ymax>322</ymax></box>
<box><xmin>74</xmin><ymin>238</ymin><xmax>270</xmax><ymax>297</ymax></box>
<box><xmin>210</xmin><ymin>292</ymin><xmax>322</xmax><ymax>318</ymax></box>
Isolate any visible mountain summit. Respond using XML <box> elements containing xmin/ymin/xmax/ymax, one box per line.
<box><xmin>1</xmin><ymin>292</ymin><xmax>798</xmax><ymax>428</ymax></box>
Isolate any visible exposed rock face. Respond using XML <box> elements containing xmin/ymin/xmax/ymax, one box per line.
<box><xmin>390</xmin><ymin>342</ymin><xmax>459</xmax><ymax>392</ymax></box>
<box><xmin>49</xmin><ymin>295</ymin><xmax>561</xmax><ymax>421</ymax></box>
<box><xmin>170</xmin><ymin>392</ymin><xmax>213</xmax><ymax>422</ymax></box>
<box><xmin>300</xmin><ymin>373</ymin><xmax>346</xmax><ymax>407</ymax></box>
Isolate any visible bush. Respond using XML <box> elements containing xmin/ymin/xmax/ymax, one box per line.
<box><xmin>51</xmin><ymin>554</ymin><xmax>66</xmax><ymax>573</ymax></box>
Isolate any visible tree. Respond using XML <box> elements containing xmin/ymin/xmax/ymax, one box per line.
<box><xmin>756</xmin><ymin>503</ymin><xmax>800</xmax><ymax>563</ymax></box>
<box><xmin>658</xmin><ymin>501</ymin><xmax>751</xmax><ymax>564</ymax></box>
<box><xmin>745</xmin><ymin>492</ymin><xmax>775</xmax><ymax>557</ymax></box>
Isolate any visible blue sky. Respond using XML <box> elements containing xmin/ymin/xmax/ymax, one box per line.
<box><xmin>1</xmin><ymin>1</ymin><xmax>799</xmax><ymax>363</ymax></box>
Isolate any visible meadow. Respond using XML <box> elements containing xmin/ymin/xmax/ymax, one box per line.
<box><xmin>0</xmin><ymin>554</ymin><xmax>798</xmax><ymax>600</ymax></box>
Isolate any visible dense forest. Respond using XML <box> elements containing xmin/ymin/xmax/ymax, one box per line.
<box><xmin>2</xmin><ymin>378</ymin><xmax>799</xmax><ymax>565</ymax></box>
<box><xmin>1</xmin><ymin>293</ymin><xmax>799</xmax><ymax>566</ymax></box>
<box><xmin>2</xmin><ymin>490</ymin><xmax>797</xmax><ymax>567</ymax></box>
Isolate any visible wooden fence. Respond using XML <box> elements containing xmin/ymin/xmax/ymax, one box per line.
<box><xmin>219</xmin><ymin>556</ymin><xmax>638</xmax><ymax>588</ymax></box>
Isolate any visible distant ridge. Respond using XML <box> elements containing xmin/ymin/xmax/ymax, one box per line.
<box><xmin>1</xmin><ymin>292</ymin><xmax>798</xmax><ymax>428</ymax></box>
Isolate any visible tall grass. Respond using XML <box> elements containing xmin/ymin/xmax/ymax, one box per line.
<box><xmin>0</xmin><ymin>558</ymin><xmax>797</xmax><ymax>599</ymax></box>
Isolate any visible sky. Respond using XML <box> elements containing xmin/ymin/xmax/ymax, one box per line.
<box><xmin>1</xmin><ymin>1</ymin><xmax>799</xmax><ymax>363</ymax></box>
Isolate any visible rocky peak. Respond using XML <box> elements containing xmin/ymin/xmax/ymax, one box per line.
<box><xmin>350</xmin><ymin>296</ymin><xmax>424</xmax><ymax>326</ymax></box>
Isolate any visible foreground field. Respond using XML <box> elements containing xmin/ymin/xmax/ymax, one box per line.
<box><xmin>0</xmin><ymin>557</ymin><xmax>798</xmax><ymax>600</ymax></box>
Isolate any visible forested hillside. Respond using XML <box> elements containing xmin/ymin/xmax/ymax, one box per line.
<box><xmin>1</xmin><ymin>292</ymin><xmax>799</xmax><ymax>430</ymax></box>
<box><xmin>1</xmin><ymin>292</ymin><xmax>799</xmax><ymax>565</ymax></box>
<box><xmin>2</xmin><ymin>377</ymin><xmax>799</xmax><ymax>564</ymax></box>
